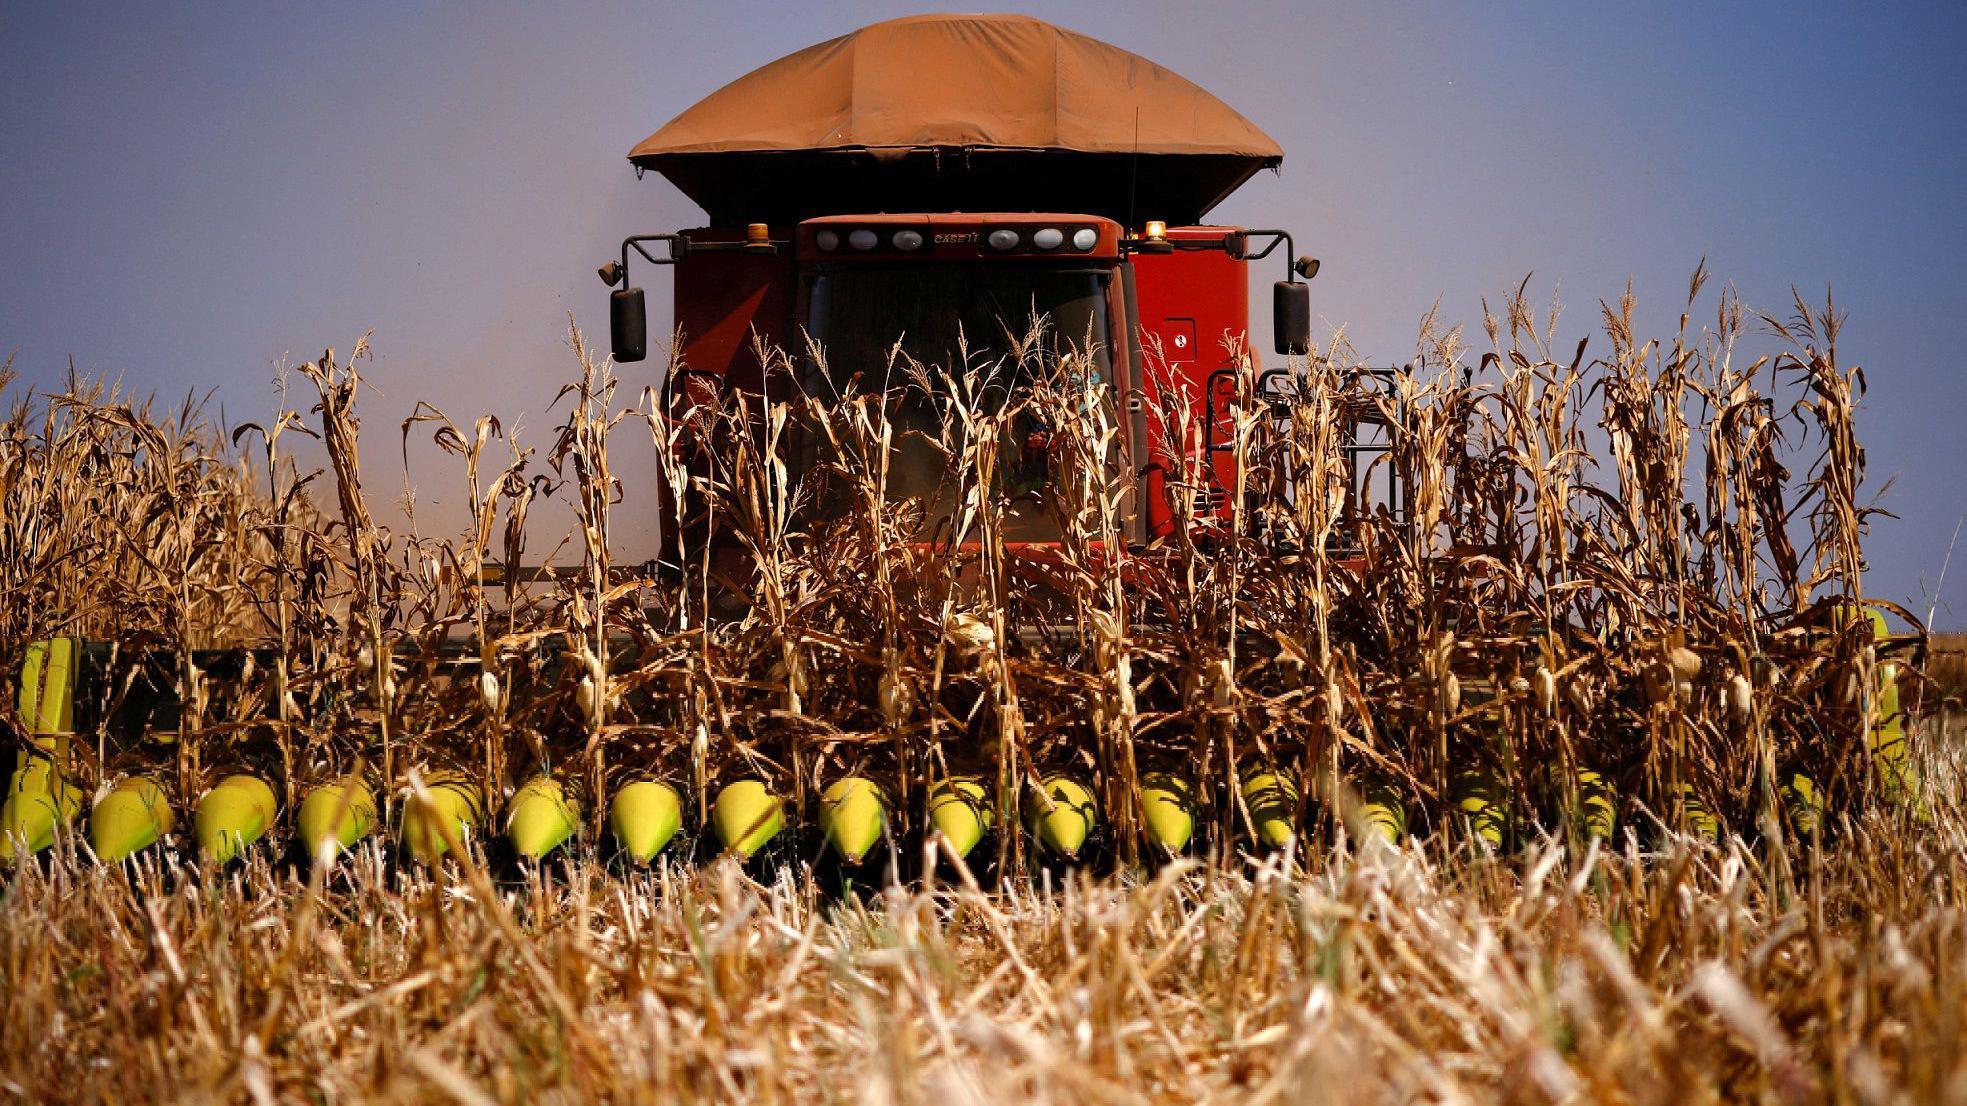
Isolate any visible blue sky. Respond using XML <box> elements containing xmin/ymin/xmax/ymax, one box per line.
<box><xmin>3</xmin><ymin>2</ymin><xmax>1963</xmax><ymax>622</ymax></box>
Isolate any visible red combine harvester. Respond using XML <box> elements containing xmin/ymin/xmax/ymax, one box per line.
<box><xmin>601</xmin><ymin>13</ymin><xmax>1367</xmax><ymax>559</ymax></box>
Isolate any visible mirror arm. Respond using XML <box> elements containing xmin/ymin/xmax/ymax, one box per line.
<box><xmin>1235</xmin><ymin>229</ymin><xmax>1299</xmax><ymax>283</ymax></box>
<box><xmin>616</xmin><ymin>233</ymin><xmax>685</xmax><ymax>290</ymax></box>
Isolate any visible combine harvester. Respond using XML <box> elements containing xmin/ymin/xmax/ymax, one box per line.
<box><xmin>1</xmin><ymin>15</ymin><xmax>1914</xmax><ymax>872</ymax></box>
<box><xmin>599</xmin><ymin>12</ymin><xmax>1370</xmax><ymax>866</ymax></box>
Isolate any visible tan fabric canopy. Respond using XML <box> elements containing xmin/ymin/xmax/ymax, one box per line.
<box><xmin>631</xmin><ymin>13</ymin><xmax>1283</xmax><ymax>225</ymax></box>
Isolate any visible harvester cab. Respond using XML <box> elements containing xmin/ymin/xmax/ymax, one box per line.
<box><xmin>604</xmin><ymin>213</ymin><xmax>1320</xmax><ymax>545</ymax></box>
<box><xmin>600</xmin><ymin>13</ymin><xmax>1391</xmax><ymax>562</ymax></box>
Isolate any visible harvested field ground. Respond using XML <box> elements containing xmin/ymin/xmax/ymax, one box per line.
<box><xmin>2</xmin><ymin>791</ymin><xmax>1964</xmax><ymax>1103</ymax></box>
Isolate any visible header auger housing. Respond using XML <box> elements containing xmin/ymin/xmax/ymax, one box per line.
<box><xmin>1</xmin><ymin>615</ymin><xmax>1918</xmax><ymax>871</ymax></box>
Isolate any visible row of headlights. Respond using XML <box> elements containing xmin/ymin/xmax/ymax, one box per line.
<box><xmin>813</xmin><ymin>226</ymin><xmax>1101</xmax><ymax>253</ymax></box>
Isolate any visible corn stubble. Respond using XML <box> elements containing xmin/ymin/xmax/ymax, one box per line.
<box><xmin>1</xmin><ymin>277</ymin><xmax>1961</xmax><ymax>1101</ymax></box>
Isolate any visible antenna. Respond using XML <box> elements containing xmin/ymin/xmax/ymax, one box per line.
<box><xmin>1126</xmin><ymin>106</ymin><xmax>1140</xmax><ymax>233</ymax></box>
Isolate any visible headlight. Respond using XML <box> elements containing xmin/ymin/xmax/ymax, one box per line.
<box><xmin>1071</xmin><ymin>227</ymin><xmax>1098</xmax><ymax>251</ymax></box>
<box><xmin>815</xmin><ymin>229</ymin><xmax>840</xmax><ymax>251</ymax></box>
<box><xmin>986</xmin><ymin>228</ymin><xmax>1020</xmax><ymax>251</ymax></box>
<box><xmin>892</xmin><ymin>229</ymin><xmax>925</xmax><ymax>251</ymax></box>
<box><xmin>849</xmin><ymin>229</ymin><xmax>879</xmax><ymax>251</ymax></box>
<box><xmin>1032</xmin><ymin>228</ymin><xmax>1064</xmax><ymax>251</ymax></box>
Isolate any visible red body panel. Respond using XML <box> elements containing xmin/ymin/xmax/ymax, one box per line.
<box><xmin>652</xmin><ymin>228</ymin><xmax>794</xmax><ymax>563</ymax></box>
<box><xmin>674</xmin><ymin>227</ymin><xmax>793</xmax><ymax>394</ymax></box>
<box><xmin>1130</xmin><ymin>226</ymin><xmax>1253</xmax><ymax>536</ymax></box>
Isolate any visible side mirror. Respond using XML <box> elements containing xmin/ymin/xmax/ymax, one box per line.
<box><xmin>611</xmin><ymin>287</ymin><xmax>647</xmax><ymax>363</ymax></box>
<box><xmin>1273</xmin><ymin>281</ymin><xmax>1310</xmax><ymax>357</ymax></box>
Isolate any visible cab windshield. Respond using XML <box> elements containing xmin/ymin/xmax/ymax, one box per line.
<box><xmin>800</xmin><ymin>264</ymin><xmax>1113</xmax><ymax>540</ymax></box>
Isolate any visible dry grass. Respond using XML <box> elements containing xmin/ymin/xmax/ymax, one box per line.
<box><xmin>0</xmin><ymin>275</ymin><xmax>1956</xmax><ymax>1101</ymax></box>
<box><xmin>2</xmin><ymin>797</ymin><xmax>1963</xmax><ymax>1103</ymax></box>
<box><xmin>1926</xmin><ymin>635</ymin><xmax>1967</xmax><ymax>700</ymax></box>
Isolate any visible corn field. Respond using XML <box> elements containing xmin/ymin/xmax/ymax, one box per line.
<box><xmin>1</xmin><ymin>278</ymin><xmax>1960</xmax><ymax>1102</ymax></box>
